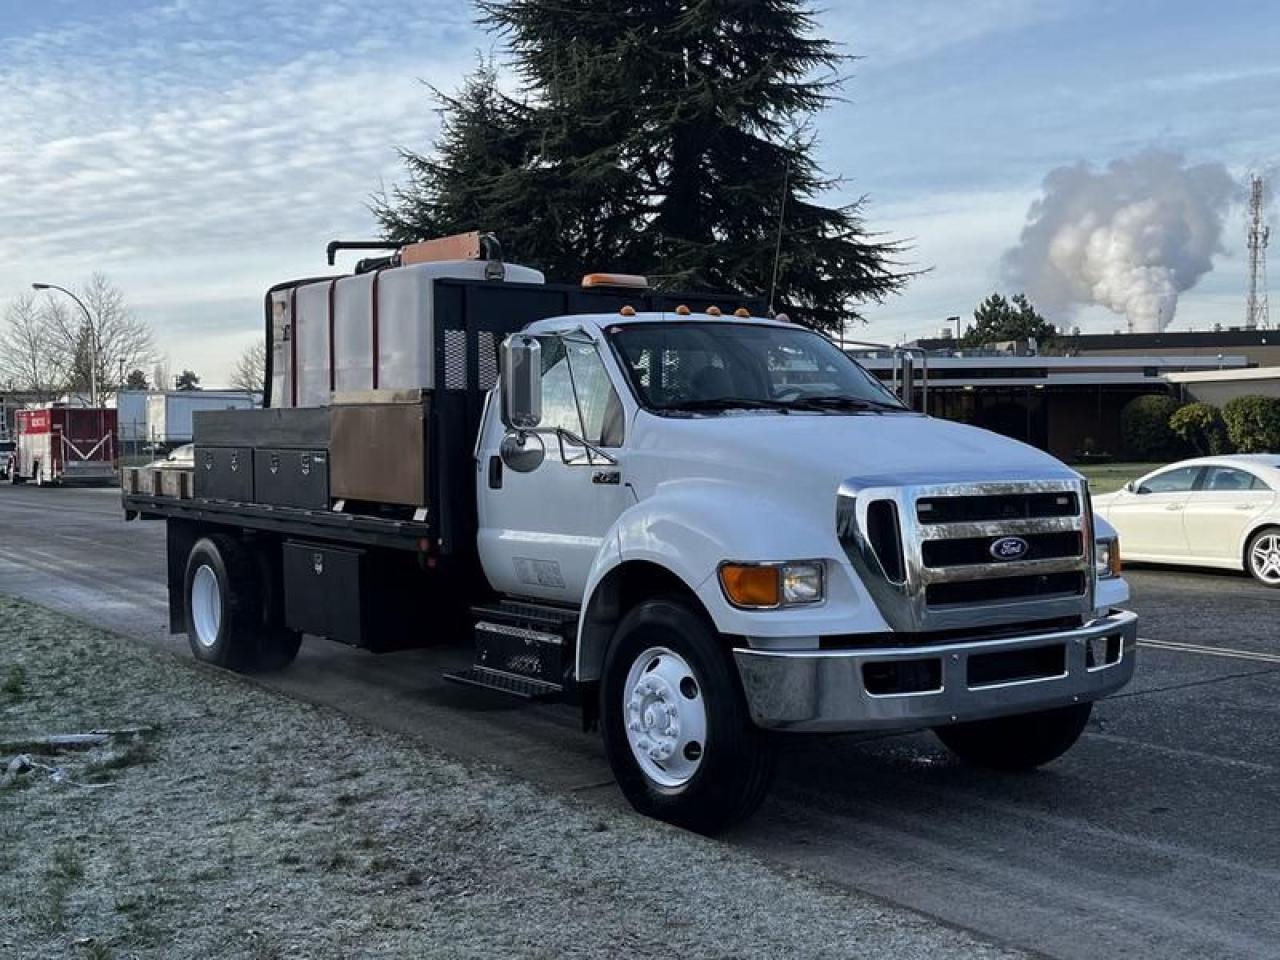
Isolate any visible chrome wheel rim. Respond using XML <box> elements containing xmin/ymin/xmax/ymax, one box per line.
<box><xmin>623</xmin><ymin>646</ymin><xmax>707</xmax><ymax>789</ymax></box>
<box><xmin>1250</xmin><ymin>534</ymin><xmax>1280</xmax><ymax>585</ymax></box>
<box><xmin>191</xmin><ymin>564</ymin><xmax>222</xmax><ymax>648</ymax></box>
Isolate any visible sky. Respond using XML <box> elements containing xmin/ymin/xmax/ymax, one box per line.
<box><xmin>1</xmin><ymin>0</ymin><xmax>1278</xmax><ymax>386</ymax></box>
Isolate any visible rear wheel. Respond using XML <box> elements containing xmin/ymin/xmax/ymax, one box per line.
<box><xmin>600</xmin><ymin>597</ymin><xmax>774</xmax><ymax>834</ymax></box>
<box><xmin>1246</xmin><ymin>527</ymin><xmax>1280</xmax><ymax>588</ymax></box>
<box><xmin>184</xmin><ymin>535</ymin><xmax>300</xmax><ymax>671</ymax></box>
<box><xmin>933</xmin><ymin>702</ymin><xmax>1092</xmax><ymax>770</ymax></box>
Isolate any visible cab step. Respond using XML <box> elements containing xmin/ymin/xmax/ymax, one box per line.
<box><xmin>442</xmin><ymin>600</ymin><xmax>579</xmax><ymax>702</ymax></box>
<box><xmin>443</xmin><ymin>665</ymin><xmax>563</xmax><ymax>701</ymax></box>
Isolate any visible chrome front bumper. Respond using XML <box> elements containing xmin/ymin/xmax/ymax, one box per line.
<box><xmin>733</xmin><ymin>609</ymin><xmax>1138</xmax><ymax>732</ymax></box>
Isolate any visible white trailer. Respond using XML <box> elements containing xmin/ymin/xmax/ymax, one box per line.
<box><xmin>147</xmin><ymin>392</ymin><xmax>258</xmax><ymax>446</ymax></box>
<box><xmin>115</xmin><ymin>390</ymin><xmax>149</xmax><ymax>444</ymax></box>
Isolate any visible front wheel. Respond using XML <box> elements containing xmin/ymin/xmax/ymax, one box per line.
<box><xmin>600</xmin><ymin>597</ymin><xmax>774</xmax><ymax>834</ymax></box>
<box><xmin>933</xmin><ymin>702</ymin><xmax>1092</xmax><ymax>771</ymax></box>
<box><xmin>1246</xmin><ymin>527</ymin><xmax>1280</xmax><ymax>588</ymax></box>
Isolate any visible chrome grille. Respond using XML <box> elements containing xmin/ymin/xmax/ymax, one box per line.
<box><xmin>838</xmin><ymin>477</ymin><xmax>1093</xmax><ymax>634</ymax></box>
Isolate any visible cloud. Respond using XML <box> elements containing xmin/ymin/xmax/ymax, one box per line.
<box><xmin>1001</xmin><ymin>151</ymin><xmax>1238</xmax><ymax>332</ymax></box>
<box><xmin>0</xmin><ymin>0</ymin><xmax>479</xmax><ymax>384</ymax></box>
<box><xmin>825</xmin><ymin>0</ymin><xmax>1069</xmax><ymax>66</ymax></box>
<box><xmin>1145</xmin><ymin>64</ymin><xmax>1280</xmax><ymax>94</ymax></box>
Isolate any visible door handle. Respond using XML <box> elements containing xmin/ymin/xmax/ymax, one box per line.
<box><xmin>1164</xmin><ymin>504</ymin><xmax>1183</xmax><ymax>511</ymax></box>
<box><xmin>1235</xmin><ymin>503</ymin><xmax>1254</xmax><ymax>510</ymax></box>
<box><xmin>592</xmin><ymin>470</ymin><xmax>621</xmax><ymax>485</ymax></box>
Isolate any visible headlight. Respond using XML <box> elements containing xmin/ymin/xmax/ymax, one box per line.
<box><xmin>1095</xmin><ymin>537</ymin><xmax>1121</xmax><ymax>579</ymax></box>
<box><xmin>719</xmin><ymin>560</ymin><xmax>825</xmax><ymax>608</ymax></box>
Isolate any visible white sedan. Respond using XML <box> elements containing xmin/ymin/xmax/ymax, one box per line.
<box><xmin>1094</xmin><ymin>455</ymin><xmax>1280</xmax><ymax>587</ymax></box>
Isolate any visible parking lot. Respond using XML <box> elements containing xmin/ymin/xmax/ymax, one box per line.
<box><xmin>1</xmin><ymin>482</ymin><xmax>1277</xmax><ymax>959</ymax></box>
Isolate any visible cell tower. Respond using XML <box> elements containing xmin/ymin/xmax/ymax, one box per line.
<box><xmin>1245</xmin><ymin>174</ymin><xmax>1270</xmax><ymax>330</ymax></box>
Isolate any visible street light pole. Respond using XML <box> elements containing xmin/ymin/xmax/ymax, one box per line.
<box><xmin>32</xmin><ymin>282</ymin><xmax>99</xmax><ymax>407</ymax></box>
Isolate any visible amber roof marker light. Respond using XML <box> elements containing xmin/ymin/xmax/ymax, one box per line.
<box><xmin>581</xmin><ymin>273</ymin><xmax>649</xmax><ymax>289</ymax></box>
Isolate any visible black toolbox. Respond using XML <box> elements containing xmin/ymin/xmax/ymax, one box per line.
<box><xmin>192</xmin><ymin>446</ymin><xmax>253</xmax><ymax>501</ymax></box>
<box><xmin>254</xmin><ymin>448</ymin><xmax>329</xmax><ymax>510</ymax></box>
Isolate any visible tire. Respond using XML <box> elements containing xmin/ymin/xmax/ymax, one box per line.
<box><xmin>600</xmin><ymin>596</ymin><xmax>775</xmax><ymax>834</ymax></box>
<box><xmin>253</xmin><ymin>547</ymin><xmax>302</xmax><ymax>670</ymax></box>
<box><xmin>184</xmin><ymin>534</ymin><xmax>299</xmax><ymax>672</ymax></box>
<box><xmin>933</xmin><ymin>702</ymin><xmax>1092</xmax><ymax>771</ymax></box>
<box><xmin>1245</xmin><ymin>527</ymin><xmax>1280</xmax><ymax>588</ymax></box>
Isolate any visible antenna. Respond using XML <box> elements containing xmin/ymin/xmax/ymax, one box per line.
<box><xmin>767</xmin><ymin>150</ymin><xmax>793</xmax><ymax>317</ymax></box>
<box><xmin>1246</xmin><ymin>174</ymin><xmax>1271</xmax><ymax>330</ymax></box>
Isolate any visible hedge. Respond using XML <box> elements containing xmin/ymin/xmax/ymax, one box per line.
<box><xmin>1222</xmin><ymin>395</ymin><xmax>1280</xmax><ymax>453</ymax></box>
<box><xmin>1120</xmin><ymin>394</ymin><xmax>1185</xmax><ymax>460</ymax></box>
<box><xmin>1169</xmin><ymin>402</ymin><xmax>1233</xmax><ymax>456</ymax></box>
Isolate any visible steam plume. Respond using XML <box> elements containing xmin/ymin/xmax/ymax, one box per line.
<box><xmin>1003</xmin><ymin>151</ymin><xmax>1236</xmax><ymax>332</ymax></box>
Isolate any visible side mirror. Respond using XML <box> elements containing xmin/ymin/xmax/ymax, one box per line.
<box><xmin>1123</xmin><ymin>481</ymin><xmax>1134</xmax><ymax>493</ymax></box>
<box><xmin>501</xmin><ymin>334</ymin><xmax>542</xmax><ymax>430</ymax></box>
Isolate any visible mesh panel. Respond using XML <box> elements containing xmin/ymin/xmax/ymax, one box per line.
<box><xmin>477</xmin><ymin>331</ymin><xmax>499</xmax><ymax>390</ymax></box>
<box><xmin>444</xmin><ymin>329</ymin><xmax>468</xmax><ymax>390</ymax></box>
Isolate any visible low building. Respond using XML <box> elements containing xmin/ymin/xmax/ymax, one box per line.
<box><xmin>855</xmin><ymin>352</ymin><xmax>1250</xmax><ymax>461</ymax></box>
<box><xmin>1164</xmin><ymin>366</ymin><xmax>1280</xmax><ymax>406</ymax></box>
<box><xmin>917</xmin><ymin>328</ymin><xmax>1280</xmax><ymax>367</ymax></box>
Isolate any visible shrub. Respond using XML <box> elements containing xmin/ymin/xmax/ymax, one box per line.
<box><xmin>1169</xmin><ymin>402</ymin><xmax>1232</xmax><ymax>456</ymax></box>
<box><xmin>1222</xmin><ymin>395</ymin><xmax>1280</xmax><ymax>453</ymax></box>
<box><xmin>1120</xmin><ymin>394</ymin><xmax>1185</xmax><ymax>460</ymax></box>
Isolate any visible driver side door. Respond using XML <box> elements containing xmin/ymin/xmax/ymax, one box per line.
<box><xmin>476</xmin><ymin>334</ymin><xmax>632</xmax><ymax>604</ymax></box>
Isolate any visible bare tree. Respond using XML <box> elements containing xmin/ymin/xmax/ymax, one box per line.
<box><xmin>39</xmin><ymin>273</ymin><xmax>156</xmax><ymax>401</ymax></box>
<box><xmin>0</xmin><ymin>293</ymin><xmax>67</xmax><ymax>400</ymax></box>
<box><xmin>229</xmin><ymin>340</ymin><xmax>266</xmax><ymax>396</ymax></box>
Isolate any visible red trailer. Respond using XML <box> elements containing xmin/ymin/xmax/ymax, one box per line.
<box><xmin>9</xmin><ymin>406</ymin><xmax>118</xmax><ymax>486</ymax></box>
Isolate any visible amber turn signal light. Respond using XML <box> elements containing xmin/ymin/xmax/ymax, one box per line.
<box><xmin>719</xmin><ymin>564</ymin><xmax>780</xmax><ymax>608</ymax></box>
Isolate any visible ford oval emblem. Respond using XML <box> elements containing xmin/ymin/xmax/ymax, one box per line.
<box><xmin>990</xmin><ymin>536</ymin><xmax>1030</xmax><ymax>561</ymax></box>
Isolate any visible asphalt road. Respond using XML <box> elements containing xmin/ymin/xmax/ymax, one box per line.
<box><xmin>1</xmin><ymin>483</ymin><xmax>1277</xmax><ymax>959</ymax></box>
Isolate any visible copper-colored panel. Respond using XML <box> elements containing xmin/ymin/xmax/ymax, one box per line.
<box><xmin>330</xmin><ymin>398</ymin><xmax>430</xmax><ymax>506</ymax></box>
<box><xmin>399</xmin><ymin>231</ymin><xmax>482</xmax><ymax>266</ymax></box>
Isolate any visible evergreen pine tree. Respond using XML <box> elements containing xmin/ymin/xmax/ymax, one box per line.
<box><xmin>963</xmin><ymin>292</ymin><xmax>1057</xmax><ymax>348</ymax></box>
<box><xmin>377</xmin><ymin>1</ymin><xmax>909</xmax><ymax>332</ymax></box>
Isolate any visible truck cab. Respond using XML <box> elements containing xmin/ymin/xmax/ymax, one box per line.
<box><xmin>125</xmin><ymin>240</ymin><xmax>1136</xmax><ymax>833</ymax></box>
<box><xmin>468</xmin><ymin>308</ymin><xmax>1134</xmax><ymax>828</ymax></box>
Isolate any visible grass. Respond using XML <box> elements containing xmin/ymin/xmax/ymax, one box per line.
<box><xmin>1075</xmin><ymin>462</ymin><xmax>1168</xmax><ymax>495</ymax></box>
<box><xmin>85</xmin><ymin>735</ymin><xmax>156</xmax><ymax>781</ymax></box>
<box><xmin>2</xmin><ymin>664</ymin><xmax>25</xmax><ymax>699</ymax></box>
<box><xmin>22</xmin><ymin>841</ymin><xmax>87</xmax><ymax>932</ymax></box>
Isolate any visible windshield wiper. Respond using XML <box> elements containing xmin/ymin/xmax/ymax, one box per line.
<box><xmin>659</xmin><ymin>397</ymin><xmax>793</xmax><ymax>414</ymax></box>
<box><xmin>782</xmin><ymin>395</ymin><xmax>904</xmax><ymax>412</ymax></box>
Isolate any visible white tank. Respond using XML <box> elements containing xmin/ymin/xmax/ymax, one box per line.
<box><xmin>271</xmin><ymin>259</ymin><xmax>544</xmax><ymax>407</ymax></box>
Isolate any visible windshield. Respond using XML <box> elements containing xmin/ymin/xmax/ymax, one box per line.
<box><xmin>607</xmin><ymin>321</ymin><xmax>904</xmax><ymax>414</ymax></box>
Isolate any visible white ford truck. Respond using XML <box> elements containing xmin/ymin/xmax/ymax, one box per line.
<box><xmin>124</xmin><ymin>234</ymin><xmax>1137</xmax><ymax>833</ymax></box>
